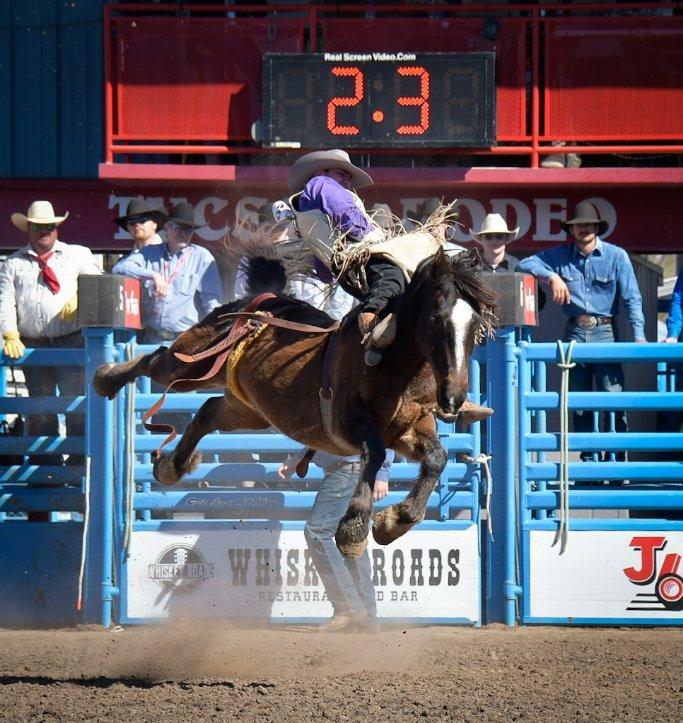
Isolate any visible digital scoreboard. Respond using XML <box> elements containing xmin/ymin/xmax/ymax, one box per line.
<box><xmin>262</xmin><ymin>52</ymin><xmax>495</xmax><ymax>148</ymax></box>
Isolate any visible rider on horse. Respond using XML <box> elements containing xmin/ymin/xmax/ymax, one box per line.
<box><xmin>283</xmin><ymin>148</ymin><xmax>493</xmax><ymax>424</ymax></box>
<box><xmin>285</xmin><ymin>149</ymin><xmax>447</xmax><ymax>366</ymax></box>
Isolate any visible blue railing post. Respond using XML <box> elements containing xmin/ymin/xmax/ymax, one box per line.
<box><xmin>485</xmin><ymin>327</ymin><xmax>519</xmax><ymax>625</ymax></box>
<box><xmin>82</xmin><ymin>328</ymin><xmax>117</xmax><ymax>627</ymax></box>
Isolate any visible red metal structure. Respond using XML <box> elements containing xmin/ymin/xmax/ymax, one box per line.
<box><xmin>102</xmin><ymin>2</ymin><xmax>683</xmax><ymax>168</ymax></box>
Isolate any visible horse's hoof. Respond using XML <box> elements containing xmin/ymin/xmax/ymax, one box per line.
<box><xmin>337</xmin><ymin>539</ymin><xmax>368</xmax><ymax>559</ymax></box>
<box><xmin>92</xmin><ymin>363</ymin><xmax>119</xmax><ymax>399</ymax></box>
<box><xmin>153</xmin><ymin>454</ymin><xmax>181</xmax><ymax>486</ymax></box>
<box><xmin>335</xmin><ymin>515</ymin><xmax>369</xmax><ymax>559</ymax></box>
<box><xmin>372</xmin><ymin>506</ymin><xmax>415</xmax><ymax>546</ymax></box>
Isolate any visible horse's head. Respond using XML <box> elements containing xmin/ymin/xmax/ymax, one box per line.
<box><xmin>413</xmin><ymin>248</ymin><xmax>497</xmax><ymax>421</ymax></box>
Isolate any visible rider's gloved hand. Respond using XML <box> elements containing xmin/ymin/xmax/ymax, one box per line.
<box><xmin>3</xmin><ymin>330</ymin><xmax>25</xmax><ymax>359</ymax></box>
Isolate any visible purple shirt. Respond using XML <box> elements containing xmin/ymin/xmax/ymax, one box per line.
<box><xmin>298</xmin><ymin>175</ymin><xmax>375</xmax><ymax>242</ymax></box>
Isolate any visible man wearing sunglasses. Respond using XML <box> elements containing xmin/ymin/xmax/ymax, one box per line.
<box><xmin>0</xmin><ymin>200</ymin><xmax>102</xmax><ymax>465</ymax></box>
<box><xmin>113</xmin><ymin>201</ymin><xmax>223</xmax><ymax>344</ymax></box>
<box><xmin>114</xmin><ymin>197</ymin><xmax>167</xmax><ymax>252</ymax></box>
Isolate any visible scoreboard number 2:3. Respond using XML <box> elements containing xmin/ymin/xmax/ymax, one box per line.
<box><xmin>327</xmin><ymin>65</ymin><xmax>430</xmax><ymax>136</ymax></box>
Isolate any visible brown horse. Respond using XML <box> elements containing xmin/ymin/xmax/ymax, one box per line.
<box><xmin>93</xmin><ymin>248</ymin><xmax>496</xmax><ymax>557</ymax></box>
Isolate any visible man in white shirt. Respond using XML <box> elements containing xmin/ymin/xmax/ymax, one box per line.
<box><xmin>0</xmin><ymin>200</ymin><xmax>102</xmax><ymax>464</ymax></box>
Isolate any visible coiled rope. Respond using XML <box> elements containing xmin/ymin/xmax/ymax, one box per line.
<box><xmin>123</xmin><ymin>342</ymin><xmax>136</xmax><ymax>555</ymax></box>
<box><xmin>554</xmin><ymin>339</ymin><xmax>576</xmax><ymax>554</ymax></box>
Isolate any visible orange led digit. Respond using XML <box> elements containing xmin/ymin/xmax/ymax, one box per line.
<box><xmin>396</xmin><ymin>66</ymin><xmax>430</xmax><ymax>135</ymax></box>
<box><xmin>327</xmin><ymin>66</ymin><xmax>364</xmax><ymax>135</ymax></box>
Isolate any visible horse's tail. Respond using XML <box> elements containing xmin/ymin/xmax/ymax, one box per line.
<box><xmin>245</xmin><ymin>255</ymin><xmax>288</xmax><ymax>296</ymax></box>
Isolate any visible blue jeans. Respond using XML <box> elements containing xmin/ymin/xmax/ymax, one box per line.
<box><xmin>304</xmin><ymin>461</ymin><xmax>377</xmax><ymax>617</ymax></box>
<box><xmin>565</xmin><ymin>322</ymin><xmax>627</xmax><ymax>461</ymax></box>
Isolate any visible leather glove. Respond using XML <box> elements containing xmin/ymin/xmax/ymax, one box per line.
<box><xmin>3</xmin><ymin>330</ymin><xmax>25</xmax><ymax>359</ymax></box>
<box><xmin>59</xmin><ymin>293</ymin><xmax>78</xmax><ymax>322</ymax></box>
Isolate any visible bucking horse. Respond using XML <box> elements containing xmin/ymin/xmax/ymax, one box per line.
<box><xmin>93</xmin><ymin>247</ymin><xmax>496</xmax><ymax>558</ymax></box>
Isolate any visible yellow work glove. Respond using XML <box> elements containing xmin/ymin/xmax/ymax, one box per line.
<box><xmin>3</xmin><ymin>330</ymin><xmax>25</xmax><ymax>359</ymax></box>
<box><xmin>59</xmin><ymin>293</ymin><xmax>78</xmax><ymax>322</ymax></box>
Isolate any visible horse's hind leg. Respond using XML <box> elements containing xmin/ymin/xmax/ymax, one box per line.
<box><xmin>335</xmin><ymin>422</ymin><xmax>385</xmax><ymax>559</ymax></box>
<box><xmin>373</xmin><ymin>413</ymin><xmax>446</xmax><ymax>546</ymax></box>
<box><xmin>93</xmin><ymin>347</ymin><xmax>167</xmax><ymax>399</ymax></box>
<box><xmin>153</xmin><ymin>395</ymin><xmax>269</xmax><ymax>486</ymax></box>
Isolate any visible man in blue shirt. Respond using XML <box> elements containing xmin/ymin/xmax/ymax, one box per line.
<box><xmin>664</xmin><ymin>267</ymin><xmax>683</xmax><ymax>344</ymax></box>
<box><xmin>518</xmin><ymin>202</ymin><xmax>645</xmax><ymax>459</ymax></box>
<box><xmin>113</xmin><ymin>201</ymin><xmax>223</xmax><ymax>343</ymax></box>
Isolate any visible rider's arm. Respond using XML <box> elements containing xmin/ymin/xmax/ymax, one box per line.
<box><xmin>299</xmin><ymin>175</ymin><xmax>377</xmax><ymax>242</ymax></box>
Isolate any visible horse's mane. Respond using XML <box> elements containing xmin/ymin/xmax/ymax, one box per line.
<box><xmin>406</xmin><ymin>248</ymin><xmax>498</xmax><ymax>337</ymax></box>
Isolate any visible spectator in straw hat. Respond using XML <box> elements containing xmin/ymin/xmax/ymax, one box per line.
<box><xmin>518</xmin><ymin>201</ymin><xmax>645</xmax><ymax>460</ymax></box>
<box><xmin>113</xmin><ymin>201</ymin><xmax>222</xmax><ymax>344</ymax></box>
<box><xmin>114</xmin><ymin>197</ymin><xmax>168</xmax><ymax>253</ymax></box>
<box><xmin>0</xmin><ymin>200</ymin><xmax>102</xmax><ymax>464</ymax></box>
<box><xmin>470</xmin><ymin>213</ymin><xmax>521</xmax><ymax>273</ymax></box>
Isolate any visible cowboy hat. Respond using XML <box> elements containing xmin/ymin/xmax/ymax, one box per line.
<box><xmin>11</xmin><ymin>200</ymin><xmax>69</xmax><ymax>233</ymax></box>
<box><xmin>114</xmin><ymin>197</ymin><xmax>169</xmax><ymax>231</ymax></box>
<box><xmin>167</xmin><ymin>201</ymin><xmax>204</xmax><ymax>228</ymax></box>
<box><xmin>560</xmin><ymin>201</ymin><xmax>608</xmax><ymax>236</ymax></box>
<box><xmin>470</xmin><ymin>213</ymin><xmax>519</xmax><ymax>243</ymax></box>
<box><xmin>288</xmin><ymin>149</ymin><xmax>373</xmax><ymax>193</ymax></box>
<box><xmin>407</xmin><ymin>197</ymin><xmax>459</xmax><ymax>225</ymax></box>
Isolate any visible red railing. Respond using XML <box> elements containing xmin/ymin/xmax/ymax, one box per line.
<box><xmin>104</xmin><ymin>3</ymin><xmax>683</xmax><ymax>167</ymax></box>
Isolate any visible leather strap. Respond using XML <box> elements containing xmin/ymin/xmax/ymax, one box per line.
<box><xmin>175</xmin><ymin>312</ymin><xmax>340</xmax><ymax>364</ymax></box>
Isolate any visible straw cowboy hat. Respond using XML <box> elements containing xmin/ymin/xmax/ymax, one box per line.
<box><xmin>11</xmin><ymin>200</ymin><xmax>69</xmax><ymax>233</ymax></box>
<box><xmin>288</xmin><ymin>149</ymin><xmax>373</xmax><ymax>193</ymax></box>
<box><xmin>113</xmin><ymin>197</ymin><xmax>169</xmax><ymax>231</ymax></box>
<box><xmin>407</xmin><ymin>197</ymin><xmax>459</xmax><ymax>225</ymax></box>
<box><xmin>470</xmin><ymin>213</ymin><xmax>519</xmax><ymax>243</ymax></box>
<box><xmin>560</xmin><ymin>201</ymin><xmax>608</xmax><ymax>236</ymax></box>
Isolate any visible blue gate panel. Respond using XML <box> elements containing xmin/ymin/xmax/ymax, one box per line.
<box><xmin>0</xmin><ymin>522</ymin><xmax>82</xmax><ymax>627</ymax></box>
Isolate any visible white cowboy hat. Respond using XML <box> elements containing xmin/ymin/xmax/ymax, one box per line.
<box><xmin>470</xmin><ymin>213</ymin><xmax>519</xmax><ymax>243</ymax></box>
<box><xmin>11</xmin><ymin>200</ymin><xmax>69</xmax><ymax>233</ymax></box>
<box><xmin>288</xmin><ymin>149</ymin><xmax>373</xmax><ymax>193</ymax></box>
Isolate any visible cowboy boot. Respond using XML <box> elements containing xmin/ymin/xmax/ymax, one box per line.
<box><xmin>458</xmin><ymin>399</ymin><xmax>494</xmax><ymax>425</ymax></box>
<box><xmin>359</xmin><ymin>312</ymin><xmax>397</xmax><ymax>366</ymax></box>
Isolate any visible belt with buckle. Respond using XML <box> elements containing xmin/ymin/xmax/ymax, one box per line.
<box><xmin>570</xmin><ymin>314</ymin><xmax>614</xmax><ymax>329</ymax></box>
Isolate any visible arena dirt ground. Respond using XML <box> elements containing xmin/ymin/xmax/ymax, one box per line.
<box><xmin>0</xmin><ymin>624</ymin><xmax>680</xmax><ymax>721</ymax></box>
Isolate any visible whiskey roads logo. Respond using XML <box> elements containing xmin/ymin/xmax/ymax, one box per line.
<box><xmin>148</xmin><ymin>545</ymin><xmax>215</xmax><ymax>596</ymax></box>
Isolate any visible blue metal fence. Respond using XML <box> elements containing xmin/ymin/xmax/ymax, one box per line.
<box><xmin>2</xmin><ymin>331</ymin><xmax>682</xmax><ymax>627</ymax></box>
<box><xmin>514</xmin><ymin>341</ymin><xmax>683</xmax><ymax>626</ymax></box>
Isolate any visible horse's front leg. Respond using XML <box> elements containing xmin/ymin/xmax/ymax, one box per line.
<box><xmin>153</xmin><ymin>396</ymin><xmax>223</xmax><ymax>485</ymax></box>
<box><xmin>372</xmin><ymin>413</ymin><xmax>446</xmax><ymax>546</ymax></box>
<box><xmin>335</xmin><ymin>422</ymin><xmax>385</xmax><ymax>559</ymax></box>
<box><xmin>93</xmin><ymin>346</ymin><xmax>167</xmax><ymax>399</ymax></box>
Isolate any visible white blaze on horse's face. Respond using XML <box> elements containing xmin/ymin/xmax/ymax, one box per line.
<box><xmin>450</xmin><ymin>298</ymin><xmax>475</xmax><ymax>375</ymax></box>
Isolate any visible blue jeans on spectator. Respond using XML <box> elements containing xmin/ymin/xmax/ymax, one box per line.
<box><xmin>304</xmin><ymin>461</ymin><xmax>377</xmax><ymax>618</ymax></box>
<box><xmin>565</xmin><ymin>321</ymin><xmax>627</xmax><ymax>461</ymax></box>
